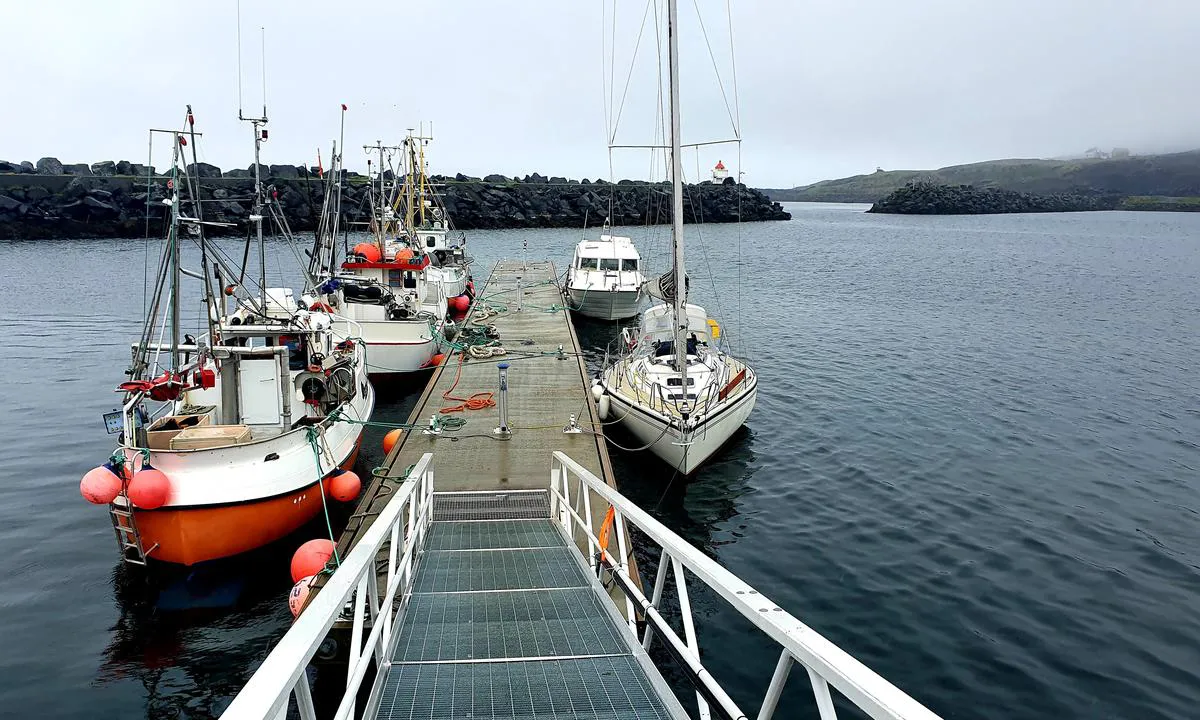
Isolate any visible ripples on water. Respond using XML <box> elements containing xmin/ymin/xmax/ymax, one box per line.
<box><xmin>1</xmin><ymin>205</ymin><xmax>1198</xmax><ymax>718</ymax></box>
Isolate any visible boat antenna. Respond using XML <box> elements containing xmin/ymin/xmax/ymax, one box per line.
<box><xmin>667</xmin><ymin>0</ymin><xmax>688</xmax><ymax>406</ymax></box>
<box><xmin>238</xmin><ymin>24</ymin><xmax>270</xmax><ymax>311</ymax></box>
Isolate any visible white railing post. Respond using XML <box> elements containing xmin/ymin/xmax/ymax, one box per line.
<box><xmin>613</xmin><ymin>507</ymin><xmax>636</xmax><ymax>632</ymax></box>
<box><xmin>642</xmin><ymin>547</ymin><xmax>671</xmax><ymax>651</ymax></box>
<box><xmin>756</xmin><ymin>649</ymin><xmax>795</xmax><ymax>720</ymax></box>
<box><xmin>549</xmin><ymin>456</ymin><xmax>561</xmax><ymax>523</ymax></box>
<box><xmin>293</xmin><ymin>672</ymin><xmax>318</xmax><ymax>720</ymax></box>
<box><xmin>673</xmin><ymin>556</ymin><xmax>710</xmax><ymax>720</ymax></box>
<box><xmin>581</xmin><ymin>482</ymin><xmax>596</xmax><ymax>572</ymax></box>
<box><xmin>383</xmin><ymin>520</ymin><xmax>400</xmax><ymax>653</ymax></box>
<box><xmin>808</xmin><ymin>667</ymin><xmax>839</xmax><ymax>720</ymax></box>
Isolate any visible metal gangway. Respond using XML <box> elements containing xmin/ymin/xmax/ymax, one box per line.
<box><xmin>220</xmin><ymin>452</ymin><xmax>943</xmax><ymax>720</ymax></box>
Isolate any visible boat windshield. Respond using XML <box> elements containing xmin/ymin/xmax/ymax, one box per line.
<box><xmin>578</xmin><ymin>258</ymin><xmax>599</xmax><ymax>270</ymax></box>
<box><xmin>621</xmin><ymin>259</ymin><xmax>638</xmax><ymax>271</ymax></box>
<box><xmin>599</xmin><ymin>259</ymin><xmax>620</xmax><ymax>271</ymax></box>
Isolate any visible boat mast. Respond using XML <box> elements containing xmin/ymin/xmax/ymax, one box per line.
<box><xmin>667</xmin><ymin>0</ymin><xmax>689</xmax><ymax>392</ymax></box>
<box><xmin>250</xmin><ymin>119</ymin><xmax>267</xmax><ymax>309</ymax></box>
<box><xmin>169</xmin><ymin>130</ymin><xmax>183</xmax><ymax>373</ymax></box>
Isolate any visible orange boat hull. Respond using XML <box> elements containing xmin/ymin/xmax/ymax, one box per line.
<box><xmin>133</xmin><ymin>442</ymin><xmax>360</xmax><ymax>566</ymax></box>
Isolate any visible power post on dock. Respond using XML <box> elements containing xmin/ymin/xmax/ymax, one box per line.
<box><xmin>219</xmin><ymin>260</ymin><xmax>944</xmax><ymax>720</ymax></box>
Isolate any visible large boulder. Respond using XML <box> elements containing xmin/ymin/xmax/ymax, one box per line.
<box><xmin>18</xmin><ymin>161</ymin><xmax>35</xmax><ymax>174</ymax></box>
<box><xmin>36</xmin><ymin>157</ymin><xmax>64</xmax><ymax>175</ymax></box>
<box><xmin>64</xmin><ymin>163</ymin><xmax>92</xmax><ymax>176</ymax></box>
<box><xmin>115</xmin><ymin>160</ymin><xmax>134</xmax><ymax>176</ymax></box>
<box><xmin>0</xmin><ymin>194</ymin><xmax>21</xmax><ymax>211</ymax></box>
<box><xmin>268</xmin><ymin>164</ymin><xmax>299</xmax><ymax>179</ymax></box>
<box><xmin>91</xmin><ymin>161</ymin><xmax>117</xmax><ymax>176</ymax></box>
<box><xmin>483</xmin><ymin>174</ymin><xmax>508</xmax><ymax>183</ymax></box>
<box><xmin>187</xmin><ymin>162</ymin><xmax>222</xmax><ymax>178</ymax></box>
<box><xmin>223</xmin><ymin>168</ymin><xmax>252</xmax><ymax>178</ymax></box>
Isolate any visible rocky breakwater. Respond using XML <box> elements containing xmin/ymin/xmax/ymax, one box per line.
<box><xmin>869</xmin><ymin>180</ymin><xmax>1120</xmax><ymax>215</ymax></box>
<box><xmin>0</xmin><ymin>159</ymin><xmax>789</xmax><ymax>239</ymax></box>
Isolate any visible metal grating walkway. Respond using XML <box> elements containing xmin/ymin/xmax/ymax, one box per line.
<box><xmin>369</xmin><ymin>491</ymin><xmax>682</xmax><ymax>720</ymax></box>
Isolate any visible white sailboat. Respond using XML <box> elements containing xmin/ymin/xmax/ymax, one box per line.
<box><xmin>595</xmin><ymin>0</ymin><xmax>757</xmax><ymax>475</ymax></box>
<box><xmin>566</xmin><ymin>221</ymin><xmax>645</xmax><ymax>321</ymax></box>
<box><xmin>78</xmin><ymin>108</ymin><xmax>373</xmax><ymax>566</ymax></box>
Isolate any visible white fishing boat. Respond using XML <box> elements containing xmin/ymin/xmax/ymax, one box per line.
<box><xmin>309</xmin><ymin>132</ymin><xmax>449</xmax><ymax>377</ymax></box>
<box><xmin>594</xmin><ymin>1</ymin><xmax>757</xmax><ymax>474</ymax></box>
<box><xmin>565</xmin><ymin>224</ymin><xmax>645</xmax><ymax>321</ymax></box>
<box><xmin>397</xmin><ymin>130</ymin><xmax>473</xmax><ymax>306</ymax></box>
<box><xmin>78</xmin><ymin>107</ymin><xmax>373</xmax><ymax>566</ymax></box>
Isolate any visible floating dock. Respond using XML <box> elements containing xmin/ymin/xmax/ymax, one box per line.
<box><xmin>326</xmin><ymin>259</ymin><xmax>626</xmax><ymax>595</ymax></box>
<box><xmin>220</xmin><ymin>259</ymin><xmax>944</xmax><ymax>720</ymax></box>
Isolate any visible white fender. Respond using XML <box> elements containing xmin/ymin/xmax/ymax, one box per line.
<box><xmin>598</xmin><ymin>394</ymin><xmax>611</xmax><ymax>421</ymax></box>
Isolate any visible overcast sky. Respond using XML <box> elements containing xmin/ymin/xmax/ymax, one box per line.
<box><xmin>3</xmin><ymin>1</ymin><xmax>1198</xmax><ymax>188</ymax></box>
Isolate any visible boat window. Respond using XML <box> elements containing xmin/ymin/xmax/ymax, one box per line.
<box><xmin>426</xmin><ymin>236</ymin><xmax>437</xmax><ymax>248</ymax></box>
<box><xmin>621</xmin><ymin>259</ymin><xmax>638</xmax><ymax>271</ymax></box>
<box><xmin>387</xmin><ymin>270</ymin><xmax>403</xmax><ymax>288</ymax></box>
<box><xmin>579</xmin><ymin>258</ymin><xmax>599</xmax><ymax>270</ymax></box>
<box><xmin>666</xmin><ymin>377</ymin><xmax>695</xmax><ymax>386</ymax></box>
<box><xmin>403</xmin><ymin>272</ymin><xmax>417</xmax><ymax>289</ymax></box>
<box><xmin>599</xmin><ymin>259</ymin><xmax>620</xmax><ymax>271</ymax></box>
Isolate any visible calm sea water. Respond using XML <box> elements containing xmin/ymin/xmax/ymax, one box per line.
<box><xmin>1</xmin><ymin>204</ymin><xmax>1198</xmax><ymax>719</ymax></box>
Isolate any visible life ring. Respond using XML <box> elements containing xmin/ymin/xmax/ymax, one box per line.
<box><xmin>309</xmin><ymin>301</ymin><xmax>334</xmax><ymax>312</ymax></box>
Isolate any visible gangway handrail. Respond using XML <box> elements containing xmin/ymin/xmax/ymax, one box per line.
<box><xmin>219</xmin><ymin>453</ymin><xmax>435</xmax><ymax>720</ymax></box>
<box><xmin>550</xmin><ymin>451</ymin><xmax>942</xmax><ymax>720</ymax></box>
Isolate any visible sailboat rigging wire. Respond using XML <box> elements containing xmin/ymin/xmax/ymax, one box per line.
<box><xmin>691</xmin><ymin>0</ymin><xmax>739</xmax><ymax>138</ymax></box>
<box><xmin>609</xmin><ymin>0</ymin><xmax>656</xmax><ymax>145</ymax></box>
<box><xmin>726</xmin><ymin>0</ymin><xmax>741</xmax><ymax>136</ymax></box>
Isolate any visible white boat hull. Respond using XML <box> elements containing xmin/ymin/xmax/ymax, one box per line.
<box><xmin>567</xmin><ymin>286</ymin><xmax>642</xmax><ymax>321</ymax></box>
<box><xmin>429</xmin><ymin>266</ymin><xmax>469</xmax><ymax>299</ymax></box>
<box><xmin>603</xmin><ymin>380</ymin><xmax>757</xmax><ymax>474</ymax></box>
<box><xmin>337</xmin><ymin>319</ymin><xmax>438</xmax><ymax>376</ymax></box>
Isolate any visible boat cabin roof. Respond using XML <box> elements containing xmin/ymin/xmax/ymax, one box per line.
<box><xmin>575</xmin><ymin>234</ymin><xmax>640</xmax><ymax>260</ymax></box>
<box><xmin>638</xmin><ymin>303</ymin><xmax>713</xmax><ymax>343</ymax></box>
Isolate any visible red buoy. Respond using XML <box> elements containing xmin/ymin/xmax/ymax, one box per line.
<box><xmin>428</xmin><ymin>353</ymin><xmax>446</xmax><ymax>367</ymax></box>
<box><xmin>382</xmin><ymin>428</ymin><xmax>404</xmax><ymax>455</ymax></box>
<box><xmin>351</xmin><ymin>242</ymin><xmax>382</xmax><ymax>263</ymax></box>
<box><xmin>290</xmin><ymin>539</ymin><xmax>335</xmax><ymax>583</ymax></box>
<box><xmin>289</xmin><ymin>575</ymin><xmax>316</xmax><ymax>618</ymax></box>
<box><xmin>451</xmin><ymin>295</ymin><xmax>471</xmax><ymax>313</ymax></box>
<box><xmin>128</xmin><ymin>465</ymin><xmax>171</xmax><ymax>509</ymax></box>
<box><xmin>80</xmin><ymin>463</ymin><xmax>123</xmax><ymax>505</ymax></box>
<box><xmin>329</xmin><ymin>469</ymin><xmax>361</xmax><ymax>503</ymax></box>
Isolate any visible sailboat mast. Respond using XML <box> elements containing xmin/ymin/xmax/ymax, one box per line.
<box><xmin>667</xmin><ymin>0</ymin><xmax>688</xmax><ymax>387</ymax></box>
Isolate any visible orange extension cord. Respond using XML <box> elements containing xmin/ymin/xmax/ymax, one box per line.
<box><xmin>440</xmin><ymin>353</ymin><xmax>496</xmax><ymax>414</ymax></box>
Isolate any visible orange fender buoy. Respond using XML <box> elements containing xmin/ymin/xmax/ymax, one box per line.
<box><xmin>80</xmin><ymin>463</ymin><xmax>124</xmax><ymax>504</ymax></box>
<box><xmin>128</xmin><ymin>465</ymin><xmax>171</xmax><ymax>509</ymax></box>
<box><xmin>289</xmin><ymin>575</ymin><xmax>316</xmax><ymax>618</ymax></box>
<box><xmin>351</xmin><ymin>242</ymin><xmax>382</xmax><ymax>263</ymax></box>
<box><xmin>329</xmin><ymin>469</ymin><xmax>361</xmax><ymax>503</ymax></box>
<box><xmin>290</xmin><ymin>539</ymin><xmax>335</xmax><ymax>584</ymax></box>
<box><xmin>383</xmin><ymin>428</ymin><xmax>404</xmax><ymax>454</ymax></box>
<box><xmin>309</xmin><ymin>301</ymin><xmax>334</xmax><ymax>312</ymax></box>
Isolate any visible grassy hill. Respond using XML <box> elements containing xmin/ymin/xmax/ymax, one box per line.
<box><xmin>764</xmin><ymin>151</ymin><xmax>1200</xmax><ymax>203</ymax></box>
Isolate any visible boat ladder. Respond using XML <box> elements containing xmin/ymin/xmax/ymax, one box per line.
<box><xmin>219</xmin><ymin>452</ymin><xmax>943</xmax><ymax>720</ymax></box>
<box><xmin>109</xmin><ymin>494</ymin><xmax>154</xmax><ymax>565</ymax></box>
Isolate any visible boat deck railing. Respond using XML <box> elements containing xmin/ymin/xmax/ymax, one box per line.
<box><xmin>219</xmin><ymin>451</ymin><xmax>942</xmax><ymax>720</ymax></box>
